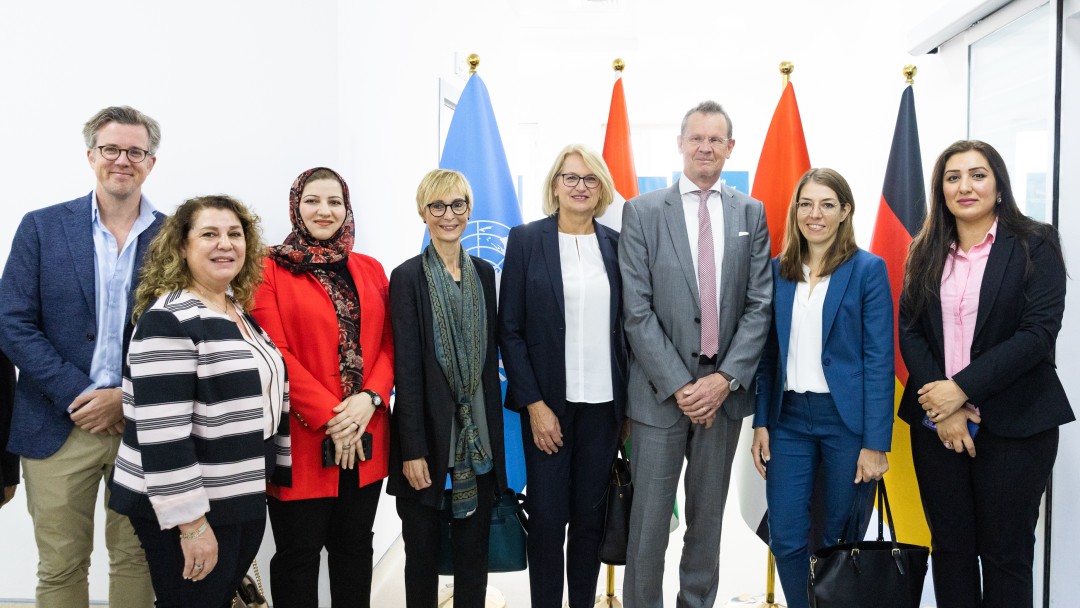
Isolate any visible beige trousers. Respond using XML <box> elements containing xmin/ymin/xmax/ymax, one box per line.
<box><xmin>21</xmin><ymin>427</ymin><xmax>154</xmax><ymax>607</ymax></box>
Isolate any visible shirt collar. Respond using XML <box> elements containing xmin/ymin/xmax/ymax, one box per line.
<box><xmin>91</xmin><ymin>191</ymin><xmax>158</xmax><ymax>228</ymax></box>
<box><xmin>679</xmin><ymin>174</ymin><xmax>723</xmax><ymax>197</ymax></box>
<box><xmin>949</xmin><ymin>218</ymin><xmax>998</xmax><ymax>253</ymax></box>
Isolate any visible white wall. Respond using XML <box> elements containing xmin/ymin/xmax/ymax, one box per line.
<box><xmin>0</xmin><ymin>0</ymin><xmax>1013</xmax><ymax>604</ymax></box>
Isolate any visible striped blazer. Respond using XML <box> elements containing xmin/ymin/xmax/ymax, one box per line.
<box><xmin>110</xmin><ymin>290</ymin><xmax>292</xmax><ymax>529</ymax></box>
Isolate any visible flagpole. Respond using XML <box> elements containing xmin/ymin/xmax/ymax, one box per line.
<box><xmin>751</xmin><ymin>62</ymin><xmax>792</xmax><ymax>608</ymax></box>
<box><xmin>596</xmin><ymin>56</ymin><xmax>626</xmax><ymax>608</ymax></box>
<box><xmin>904</xmin><ymin>64</ymin><xmax>917</xmax><ymax>85</ymax></box>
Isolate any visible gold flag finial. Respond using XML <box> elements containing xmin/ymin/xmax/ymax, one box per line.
<box><xmin>780</xmin><ymin>61</ymin><xmax>794</xmax><ymax>88</ymax></box>
<box><xmin>613</xmin><ymin>58</ymin><xmax>626</xmax><ymax>73</ymax></box>
<box><xmin>467</xmin><ymin>53</ymin><xmax>480</xmax><ymax>74</ymax></box>
<box><xmin>904</xmin><ymin>64</ymin><xmax>917</xmax><ymax>85</ymax></box>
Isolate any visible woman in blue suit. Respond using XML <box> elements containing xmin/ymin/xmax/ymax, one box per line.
<box><xmin>751</xmin><ymin>168</ymin><xmax>893</xmax><ymax>608</ymax></box>
<box><xmin>499</xmin><ymin>144</ymin><xmax>626</xmax><ymax>608</ymax></box>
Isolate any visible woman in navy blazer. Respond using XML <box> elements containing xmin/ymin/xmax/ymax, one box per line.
<box><xmin>752</xmin><ymin>168</ymin><xmax>893</xmax><ymax>608</ymax></box>
<box><xmin>899</xmin><ymin>140</ymin><xmax>1072</xmax><ymax>608</ymax></box>
<box><xmin>499</xmin><ymin>144</ymin><xmax>627</xmax><ymax>608</ymax></box>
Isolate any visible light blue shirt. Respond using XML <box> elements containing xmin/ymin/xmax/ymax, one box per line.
<box><xmin>87</xmin><ymin>193</ymin><xmax>158</xmax><ymax>391</ymax></box>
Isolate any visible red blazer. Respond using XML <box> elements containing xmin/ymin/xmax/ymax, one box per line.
<box><xmin>252</xmin><ymin>254</ymin><xmax>394</xmax><ymax>500</ymax></box>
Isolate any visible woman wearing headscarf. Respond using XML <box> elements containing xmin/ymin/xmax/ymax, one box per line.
<box><xmin>387</xmin><ymin>168</ymin><xmax>506</xmax><ymax>608</ymax></box>
<box><xmin>110</xmin><ymin>195</ymin><xmax>291</xmax><ymax>608</ymax></box>
<box><xmin>251</xmin><ymin>167</ymin><xmax>393</xmax><ymax>608</ymax></box>
<box><xmin>498</xmin><ymin>144</ymin><xmax>626</xmax><ymax>608</ymax></box>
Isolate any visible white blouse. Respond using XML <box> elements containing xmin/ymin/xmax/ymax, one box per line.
<box><xmin>785</xmin><ymin>266</ymin><xmax>830</xmax><ymax>394</ymax></box>
<box><xmin>239</xmin><ymin>312</ymin><xmax>287</xmax><ymax>439</ymax></box>
<box><xmin>559</xmin><ymin>232</ymin><xmax>613</xmax><ymax>403</ymax></box>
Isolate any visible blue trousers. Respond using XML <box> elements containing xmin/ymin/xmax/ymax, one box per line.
<box><xmin>766</xmin><ymin>391</ymin><xmax>870</xmax><ymax>608</ymax></box>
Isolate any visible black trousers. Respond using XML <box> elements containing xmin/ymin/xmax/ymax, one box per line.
<box><xmin>267</xmin><ymin>466</ymin><xmax>383</xmax><ymax>608</ymax></box>
<box><xmin>130</xmin><ymin>515</ymin><xmax>264</xmax><ymax>608</ymax></box>
<box><xmin>395</xmin><ymin>471</ymin><xmax>494</xmax><ymax>608</ymax></box>
<box><xmin>521</xmin><ymin>400</ymin><xmax>618</xmax><ymax>608</ymax></box>
<box><xmin>910</xmin><ymin>424</ymin><xmax>1058</xmax><ymax>608</ymax></box>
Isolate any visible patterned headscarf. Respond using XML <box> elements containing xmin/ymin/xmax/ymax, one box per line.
<box><xmin>269</xmin><ymin>167</ymin><xmax>364</xmax><ymax>398</ymax></box>
<box><xmin>269</xmin><ymin>167</ymin><xmax>355</xmax><ymax>271</ymax></box>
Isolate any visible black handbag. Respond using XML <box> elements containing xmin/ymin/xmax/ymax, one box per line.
<box><xmin>808</xmin><ymin>480</ymin><xmax>930</xmax><ymax>608</ymax></box>
<box><xmin>437</xmin><ymin>489</ymin><xmax>528</xmax><ymax>574</ymax></box>
<box><xmin>598</xmin><ymin>446</ymin><xmax>632</xmax><ymax>565</ymax></box>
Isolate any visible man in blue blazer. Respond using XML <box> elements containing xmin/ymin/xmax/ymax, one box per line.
<box><xmin>619</xmin><ymin>102</ymin><xmax>772</xmax><ymax>608</ymax></box>
<box><xmin>0</xmin><ymin>106</ymin><xmax>163</xmax><ymax>607</ymax></box>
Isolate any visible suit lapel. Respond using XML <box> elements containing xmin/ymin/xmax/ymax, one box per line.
<box><xmin>63</xmin><ymin>195</ymin><xmax>96</xmax><ymax>315</ymax></box>
<box><xmin>775</xmin><ymin>267</ymin><xmax>796</xmax><ymax>370</ymax></box>
<box><xmin>974</xmin><ymin>228</ymin><xmax>1014</xmax><ymax>340</ymax></box>
<box><xmin>594</xmin><ymin>221</ymin><xmax>621</xmax><ymax>329</ymax></box>
<box><xmin>821</xmin><ymin>256</ymin><xmax>854</xmax><ymax>343</ymax></box>
<box><xmin>541</xmin><ymin>216</ymin><xmax>566</xmax><ymax>320</ymax></box>
<box><xmin>128</xmin><ymin>211</ymin><xmax>163</xmax><ymax>319</ymax></box>
<box><xmin>663</xmin><ymin>186</ymin><xmax>699</xmax><ymax>305</ymax></box>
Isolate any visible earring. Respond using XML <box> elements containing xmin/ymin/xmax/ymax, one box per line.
<box><xmin>997</xmin><ymin>194</ymin><xmax>1002</xmax><ymax>204</ymax></box>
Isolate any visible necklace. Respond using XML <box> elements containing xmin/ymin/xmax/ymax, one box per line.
<box><xmin>190</xmin><ymin>287</ymin><xmax>231</xmax><ymax>315</ymax></box>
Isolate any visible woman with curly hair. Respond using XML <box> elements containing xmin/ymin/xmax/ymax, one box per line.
<box><xmin>110</xmin><ymin>195</ymin><xmax>292</xmax><ymax>608</ymax></box>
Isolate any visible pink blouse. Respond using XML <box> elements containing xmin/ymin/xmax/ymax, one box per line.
<box><xmin>940</xmin><ymin>220</ymin><xmax>998</xmax><ymax>404</ymax></box>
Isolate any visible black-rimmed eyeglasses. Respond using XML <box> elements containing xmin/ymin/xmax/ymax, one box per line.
<box><xmin>559</xmin><ymin>173</ymin><xmax>600</xmax><ymax>189</ymax></box>
<box><xmin>95</xmin><ymin>145</ymin><xmax>151</xmax><ymax>163</ymax></box>
<box><xmin>426</xmin><ymin>199</ymin><xmax>469</xmax><ymax>217</ymax></box>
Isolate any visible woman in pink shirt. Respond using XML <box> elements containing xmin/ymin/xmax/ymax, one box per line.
<box><xmin>899</xmin><ymin>140</ymin><xmax>1073</xmax><ymax>608</ymax></box>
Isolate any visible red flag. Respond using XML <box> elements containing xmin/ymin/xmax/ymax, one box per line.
<box><xmin>602</xmin><ymin>75</ymin><xmax>639</xmax><ymax>200</ymax></box>
<box><xmin>871</xmin><ymin>85</ymin><xmax>931</xmax><ymax>547</ymax></box>
<box><xmin>751</xmin><ymin>82</ymin><xmax>810</xmax><ymax>257</ymax></box>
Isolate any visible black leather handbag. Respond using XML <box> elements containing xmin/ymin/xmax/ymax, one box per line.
<box><xmin>808</xmin><ymin>480</ymin><xmax>929</xmax><ymax>608</ymax></box>
<box><xmin>598</xmin><ymin>446</ymin><xmax>632</xmax><ymax>565</ymax></box>
<box><xmin>437</xmin><ymin>489</ymin><xmax>528</xmax><ymax>574</ymax></box>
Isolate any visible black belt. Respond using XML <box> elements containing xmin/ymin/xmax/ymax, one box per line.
<box><xmin>698</xmin><ymin>354</ymin><xmax>718</xmax><ymax>366</ymax></box>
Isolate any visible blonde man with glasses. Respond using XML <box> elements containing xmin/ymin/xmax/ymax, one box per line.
<box><xmin>0</xmin><ymin>106</ymin><xmax>161</xmax><ymax>607</ymax></box>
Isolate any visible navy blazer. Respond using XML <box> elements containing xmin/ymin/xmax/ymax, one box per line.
<box><xmin>898</xmin><ymin>226</ymin><xmax>1074</xmax><ymax>438</ymax></box>
<box><xmin>499</xmin><ymin>215</ymin><xmax>627</xmax><ymax>423</ymax></box>
<box><xmin>754</xmin><ymin>250</ymin><xmax>894</xmax><ymax>452</ymax></box>
<box><xmin>0</xmin><ymin>194</ymin><xmax>164</xmax><ymax>458</ymax></box>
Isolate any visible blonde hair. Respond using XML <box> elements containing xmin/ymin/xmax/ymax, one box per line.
<box><xmin>541</xmin><ymin>144</ymin><xmax>616</xmax><ymax>218</ymax></box>
<box><xmin>133</xmin><ymin>195</ymin><xmax>266</xmax><ymax>319</ymax></box>
<box><xmin>414</xmin><ymin>169</ymin><xmax>473</xmax><ymax>217</ymax></box>
<box><xmin>778</xmin><ymin>168</ymin><xmax>857</xmax><ymax>281</ymax></box>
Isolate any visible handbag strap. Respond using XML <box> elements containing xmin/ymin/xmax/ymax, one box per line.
<box><xmin>250</xmin><ymin>560</ymin><xmax>265</xmax><ymax>595</ymax></box>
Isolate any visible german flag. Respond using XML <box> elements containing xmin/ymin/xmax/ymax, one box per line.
<box><xmin>751</xmin><ymin>81</ymin><xmax>810</xmax><ymax>257</ymax></box>
<box><xmin>870</xmin><ymin>84</ymin><xmax>931</xmax><ymax>547</ymax></box>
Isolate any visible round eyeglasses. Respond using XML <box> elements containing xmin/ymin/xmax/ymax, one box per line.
<box><xmin>426</xmin><ymin>199</ymin><xmax>469</xmax><ymax>217</ymax></box>
<box><xmin>95</xmin><ymin>145</ymin><xmax>151</xmax><ymax>163</ymax></box>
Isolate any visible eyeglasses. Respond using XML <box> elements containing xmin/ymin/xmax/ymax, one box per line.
<box><xmin>95</xmin><ymin>145</ymin><xmax>151</xmax><ymax>163</ymax></box>
<box><xmin>426</xmin><ymin>199</ymin><xmax>469</xmax><ymax>217</ymax></box>
<box><xmin>684</xmin><ymin>135</ymin><xmax>731</xmax><ymax>148</ymax></box>
<box><xmin>796</xmin><ymin>201</ymin><xmax>844</xmax><ymax>215</ymax></box>
<box><xmin>559</xmin><ymin>173</ymin><xmax>600</xmax><ymax>189</ymax></box>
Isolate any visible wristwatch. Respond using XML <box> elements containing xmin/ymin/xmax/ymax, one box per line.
<box><xmin>718</xmin><ymin>371</ymin><xmax>740</xmax><ymax>392</ymax></box>
<box><xmin>362</xmin><ymin>389</ymin><xmax>385</xmax><ymax>411</ymax></box>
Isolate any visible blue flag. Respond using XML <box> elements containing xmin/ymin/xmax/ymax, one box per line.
<box><xmin>435</xmin><ymin>73</ymin><xmax>527</xmax><ymax>492</ymax></box>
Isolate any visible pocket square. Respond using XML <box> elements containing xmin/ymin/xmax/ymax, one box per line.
<box><xmin>738</xmin><ymin>231</ymin><xmax>749</xmax><ymax>237</ymax></box>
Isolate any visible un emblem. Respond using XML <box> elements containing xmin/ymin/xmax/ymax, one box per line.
<box><xmin>461</xmin><ymin>219</ymin><xmax>511</xmax><ymax>277</ymax></box>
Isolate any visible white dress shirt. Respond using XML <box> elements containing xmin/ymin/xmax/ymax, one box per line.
<box><xmin>785</xmin><ymin>266</ymin><xmax>831</xmax><ymax>393</ymax></box>
<box><xmin>560</xmin><ymin>231</ymin><xmax>613</xmax><ymax>403</ymax></box>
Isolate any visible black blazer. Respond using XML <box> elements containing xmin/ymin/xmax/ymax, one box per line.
<box><xmin>899</xmin><ymin>225</ymin><xmax>1074</xmax><ymax>438</ymax></box>
<box><xmin>498</xmin><ymin>215</ymin><xmax>627</xmax><ymax>423</ymax></box>
<box><xmin>0</xmin><ymin>349</ymin><xmax>16</xmax><ymax>488</ymax></box>
<box><xmin>387</xmin><ymin>253</ymin><xmax>507</xmax><ymax>508</ymax></box>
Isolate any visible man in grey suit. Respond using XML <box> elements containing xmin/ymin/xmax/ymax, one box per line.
<box><xmin>619</xmin><ymin>101</ymin><xmax>772</xmax><ymax>607</ymax></box>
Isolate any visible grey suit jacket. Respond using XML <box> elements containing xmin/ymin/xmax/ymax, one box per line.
<box><xmin>619</xmin><ymin>182</ymin><xmax>772</xmax><ymax>428</ymax></box>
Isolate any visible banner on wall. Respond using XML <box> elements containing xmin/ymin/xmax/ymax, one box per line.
<box><xmin>437</xmin><ymin>71</ymin><xmax>527</xmax><ymax>493</ymax></box>
<box><xmin>870</xmin><ymin>84</ymin><xmax>931</xmax><ymax>547</ymax></box>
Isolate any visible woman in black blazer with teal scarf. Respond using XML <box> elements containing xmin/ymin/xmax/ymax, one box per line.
<box><xmin>499</xmin><ymin>144</ymin><xmax>627</xmax><ymax>608</ymax></box>
<box><xmin>752</xmin><ymin>169</ymin><xmax>893</xmax><ymax>608</ymax></box>
<box><xmin>899</xmin><ymin>140</ymin><xmax>1073</xmax><ymax>608</ymax></box>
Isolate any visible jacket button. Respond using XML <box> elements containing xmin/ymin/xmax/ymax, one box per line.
<box><xmin>86</xmin><ymin>332</ymin><xmax>95</xmax><ymax>341</ymax></box>
<box><xmin>823</xmin><ymin>358</ymin><xmax>831</xmax><ymax>366</ymax></box>
<box><xmin>694</xmin><ymin>317</ymin><xmax>701</xmax><ymax>324</ymax></box>
<box><xmin>691</xmin><ymin>352</ymin><xmax>699</xmax><ymax>358</ymax></box>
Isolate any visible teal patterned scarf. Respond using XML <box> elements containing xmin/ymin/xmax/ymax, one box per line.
<box><xmin>421</xmin><ymin>243</ymin><xmax>493</xmax><ymax>518</ymax></box>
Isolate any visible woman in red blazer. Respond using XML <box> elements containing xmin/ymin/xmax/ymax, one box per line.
<box><xmin>252</xmin><ymin>167</ymin><xmax>393</xmax><ymax>608</ymax></box>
